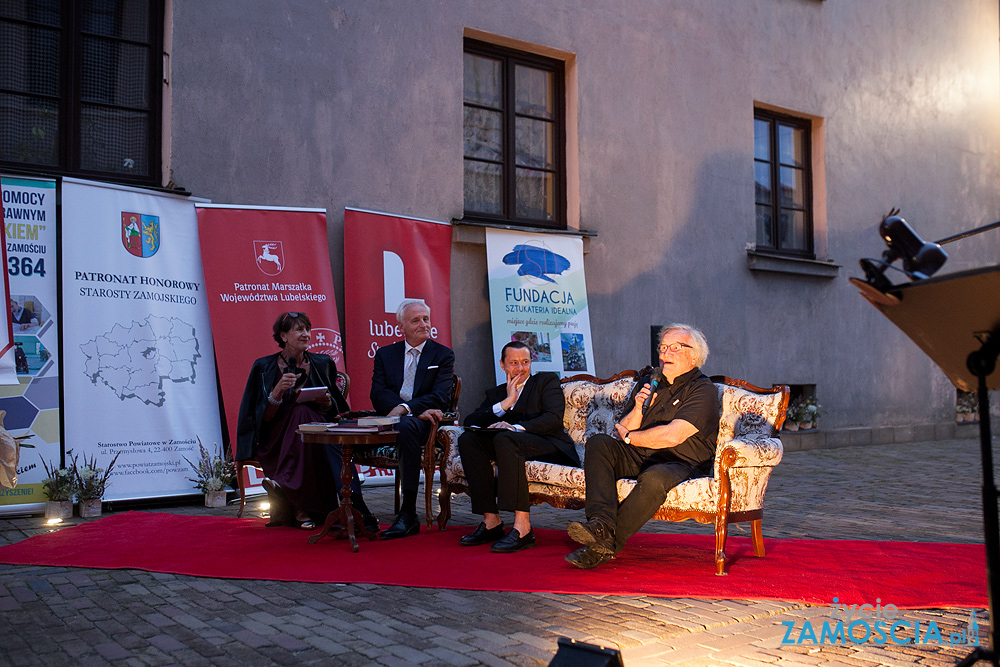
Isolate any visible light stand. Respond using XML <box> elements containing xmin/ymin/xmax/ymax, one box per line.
<box><xmin>957</xmin><ymin>330</ymin><xmax>1000</xmax><ymax>667</ymax></box>
<box><xmin>850</xmin><ymin>211</ymin><xmax>1000</xmax><ymax>666</ymax></box>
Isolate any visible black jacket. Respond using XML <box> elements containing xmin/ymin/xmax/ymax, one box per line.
<box><xmin>235</xmin><ymin>351</ymin><xmax>348</xmax><ymax>460</ymax></box>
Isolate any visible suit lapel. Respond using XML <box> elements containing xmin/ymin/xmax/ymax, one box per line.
<box><xmin>510</xmin><ymin>373</ymin><xmax>536</xmax><ymax>414</ymax></box>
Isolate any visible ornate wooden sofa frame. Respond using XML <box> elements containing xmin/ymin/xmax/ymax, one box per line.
<box><xmin>436</xmin><ymin>370</ymin><xmax>789</xmax><ymax>575</ymax></box>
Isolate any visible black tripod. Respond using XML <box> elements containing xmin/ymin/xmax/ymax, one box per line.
<box><xmin>958</xmin><ymin>329</ymin><xmax>1000</xmax><ymax>667</ymax></box>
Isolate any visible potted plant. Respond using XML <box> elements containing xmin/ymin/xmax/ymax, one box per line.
<box><xmin>40</xmin><ymin>457</ymin><xmax>77</xmax><ymax>519</ymax></box>
<box><xmin>184</xmin><ymin>440</ymin><xmax>236</xmax><ymax>508</ymax></box>
<box><xmin>73</xmin><ymin>451</ymin><xmax>120</xmax><ymax>518</ymax></box>
<box><xmin>798</xmin><ymin>398</ymin><xmax>821</xmax><ymax>430</ymax></box>
<box><xmin>957</xmin><ymin>392</ymin><xmax>978</xmax><ymax>422</ymax></box>
<box><xmin>783</xmin><ymin>398</ymin><xmax>803</xmax><ymax>431</ymax></box>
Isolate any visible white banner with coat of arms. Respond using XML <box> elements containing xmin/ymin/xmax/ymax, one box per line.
<box><xmin>61</xmin><ymin>178</ymin><xmax>223</xmax><ymax>501</ymax></box>
<box><xmin>485</xmin><ymin>228</ymin><xmax>596</xmax><ymax>384</ymax></box>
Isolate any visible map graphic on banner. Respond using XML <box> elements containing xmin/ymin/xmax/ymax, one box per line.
<box><xmin>485</xmin><ymin>228</ymin><xmax>596</xmax><ymax>385</ymax></box>
<box><xmin>62</xmin><ymin>178</ymin><xmax>223</xmax><ymax>502</ymax></box>
<box><xmin>80</xmin><ymin>316</ymin><xmax>200</xmax><ymax>406</ymax></box>
<box><xmin>0</xmin><ymin>175</ymin><xmax>60</xmax><ymax>510</ymax></box>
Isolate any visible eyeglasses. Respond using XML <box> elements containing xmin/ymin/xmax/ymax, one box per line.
<box><xmin>658</xmin><ymin>342</ymin><xmax>693</xmax><ymax>354</ymax></box>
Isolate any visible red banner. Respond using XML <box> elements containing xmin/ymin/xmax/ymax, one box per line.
<box><xmin>343</xmin><ymin>209</ymin><xmax>452</xmax><ymax>411</ymax></box>
<box><xmin>195</xmin><ymin>206</ymin><xmax>344</xmax><ymax>467</ymax></box>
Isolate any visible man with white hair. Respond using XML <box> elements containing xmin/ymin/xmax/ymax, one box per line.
<box><xmin>565</xmin><ymin>324</ymin><xmax>720</xmax><ymax>569</ymax></box>
<box><xmin>371</xmin><ymin>299</ymin><xmax>455</xmax><ymax>539</ymax></box>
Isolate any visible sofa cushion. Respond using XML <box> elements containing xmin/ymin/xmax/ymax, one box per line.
<box><xmin>717</xmin><ymin>383</ymin><xmax>785</xmax><ymax>442</ymax></box>
<box><xmin>562</xmin><ymin>376</ymin><xmax>638</xmax><ymax>463</ymax></box>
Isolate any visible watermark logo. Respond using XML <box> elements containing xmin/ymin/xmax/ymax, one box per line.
<box><xmin>780</xmin><ymin>599</ymin><xmax>980</xmax><ymax>647</ymax></box>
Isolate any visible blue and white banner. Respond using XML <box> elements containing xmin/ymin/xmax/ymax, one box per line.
<box><xmin>61</xmin><ymin>178</ymin><xmax>223</xmax><ymax>501</ymax></box>
<box><xmin>0</xmin><ymin>175</ymin><xmax>58</xmax><ymax>509</ymax></box>
<box><xmin>484</xmin><ymin>228</ymin><xmax>596</xmax><ymax>384</ymax></box>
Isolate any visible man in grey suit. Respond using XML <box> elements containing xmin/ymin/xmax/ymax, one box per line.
<box><xmin>370</xmin><ymin>299</ymin><xmax>455</xmax><ymax>539</ymax></box>
<box><xmin>457</xmin><ymin>341</ymin><xmax>577</xmax><ymax>553</ymax></box>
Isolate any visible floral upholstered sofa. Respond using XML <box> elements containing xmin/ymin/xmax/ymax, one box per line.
<box><xmin>436</xmin><ymin>370</ymin><xmax>789</xmax><ymax>575</ymax></box>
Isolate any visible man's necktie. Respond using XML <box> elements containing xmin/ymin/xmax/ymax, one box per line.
<box><xmin>400</xmin><ymin>348</ymin><xmax>419</xmax><ymax>402</ymax></box>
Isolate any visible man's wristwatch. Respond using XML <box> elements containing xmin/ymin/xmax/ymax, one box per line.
<box><xmin>622</xmin><ymin>429</ymin><xmax>631</xmax><ymax>445</ymax></box>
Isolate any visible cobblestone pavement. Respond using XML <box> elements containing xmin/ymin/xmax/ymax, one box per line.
<box><xmin>0</xmin><ymin>438</ymin><xmax>993</xmax><ymax>666</ymax></box>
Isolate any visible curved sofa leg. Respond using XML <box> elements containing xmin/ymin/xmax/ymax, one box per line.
<box><xmin>714</xmin><ymin>513</ymin><xmax>729</xmax><ymax>576</ymax></box>
<box><xmin>436</xmin><ymin>486</ymin><xmax>452</xmax><ymax>530</ymax></box>
<box><xmin>751</xmin><ymin>518</ymin><xmax>765</xmax><ymax>557</ymax></box>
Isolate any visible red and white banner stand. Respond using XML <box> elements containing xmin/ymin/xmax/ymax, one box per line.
<box><xmin>196</xmin><ymin>205</ymin><xmax>345</xmax><ymax>492</ymax></box>
<box><xmin>343</xmin><ymin>208</ymin><xmax>452</xmax><ymax>484</ymax></box>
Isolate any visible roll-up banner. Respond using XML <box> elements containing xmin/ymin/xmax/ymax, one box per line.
<box><xmin>342</xmin><ymin>208</ymin><xmax>452</xmax><ymax>411</ymax></box>
<box><xmin>195</xmin><ymin>205</ymin><xmax>344</xmax><ymax>491</ymax></box>
<box><xmin>61</xmin><ymin>178</ymin><xmax>223</xmax><ymax>501</ymax></box>
<box><xmin>484</xmin><ymin>228</ymin><xmax>596</xmax><ymax>384</ymax></box>
<box><xmin>0</xmin><ymin>175</ymin><xmax>56</xmax><ymax>511</ymax></box>
<box><xmin>343</xmin><ymin>208</ymin><xmax>452</xmax><ymax>485</ymax></box>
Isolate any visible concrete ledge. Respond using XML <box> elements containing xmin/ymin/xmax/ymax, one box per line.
<box><xmin>780</xmin><ymin>421</ymin><xmax>979</xmax><ymax>452</ymax></box>
<box><xmin>746</xmin><ymin>249</ymin><xmax>841</xmax><ymax>278</ymax></box>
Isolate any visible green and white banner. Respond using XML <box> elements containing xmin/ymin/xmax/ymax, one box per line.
<box><xmin>484</xmin><ymin>228</ymin><xmax>596</xmax><ymax>384</ymax></box>
<box><xmin>0</xmin><ymin>175</ymin><xmax>58</xmax><ymax>509</ymax></box>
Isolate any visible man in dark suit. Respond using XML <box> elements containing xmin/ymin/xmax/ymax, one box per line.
<box><xmin>371</xmin><ymin>299</ymin><xmax>455</xmax><ymax>539</ymax></box>
<box><xmin>457</xmin><ymin>341</ymin><xmax>577</xmax><ymax>553</ymax></box>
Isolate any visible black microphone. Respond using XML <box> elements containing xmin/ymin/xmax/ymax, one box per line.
<box><xmin>642</xmin><ymin>369</ymin><xmax>665</xmax><ymax>413</ymax></box>
<box><xmin>285</xmin><ymin>356</ymin><xmax>306</xmax><ymax>387</ymax></box>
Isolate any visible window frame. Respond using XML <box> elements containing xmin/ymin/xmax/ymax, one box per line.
<box><xmin>754</xmin><ymin>108</ymin><xmax>814</xmax><ymax>258</ymax></box>
<box><xmin>463</xmin><ymin>38</ymin><xmax>566</xmax><ymax>229</ymax></box>
<box><xmin>0</xmin><ymin>0</ymin><xmax>164</xmax><ymax>186</ymax></box>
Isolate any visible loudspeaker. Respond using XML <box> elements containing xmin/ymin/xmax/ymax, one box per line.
<box><xmin>548</xmin><ymin>637</ymin><xmax>625</xmax><ymax>666</ymax></box>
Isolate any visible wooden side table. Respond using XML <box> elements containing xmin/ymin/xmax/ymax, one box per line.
<box><xmin>299</xmin><ymin>429</ymin><xmax>398</xmax><ymax>551</ymax></box>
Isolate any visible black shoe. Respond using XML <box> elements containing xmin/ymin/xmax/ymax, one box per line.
<box><xmin>565</xmin><ymin>546</ymin><xmax>614</xmax><ymax>569</ymax></box>
<box><xmin>567</xmin><ymin>519</ymin><xmax>615</xmax><ymax>554</ymax></box>
<box><xmin>490</xmin><ymin>528</ymin><xmax>536</xmax><ymax>553</ymax></box>
<box><xmin>362</xmin><ymin>514</ymin><xmax>380</xmax><ymax>534</ymax></box>
<box><xmin>460</xmin><ymin>521</ymin><xmax>506</xmax><ymax>546</ymax></box>
<box><xmin>379</xmin><ymin>511</ymin><xmax>419</xmax><ymax>540</ymax></box>
<box><xmin>262</xmin><ymin>479</ymin><xmax>293</xmax><ymax>527</ymax></box>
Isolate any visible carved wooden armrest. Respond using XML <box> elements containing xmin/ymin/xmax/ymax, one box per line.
<box><xmin>717</xmin><ymin>436</ymin><xmax>784</xmax><ymax>470</ymax></box>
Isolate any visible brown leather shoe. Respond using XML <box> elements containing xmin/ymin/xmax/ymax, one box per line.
<box><xmin>567</xmin><ymin>519</ymin><xmax>615</xmax><ymax>554</ymax></box>
<box><xmin>565</xmin><ymin>546</ymin><xmax>614</xmax><ymax>569</ymax></box>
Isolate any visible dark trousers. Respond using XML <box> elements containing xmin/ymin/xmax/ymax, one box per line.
<box><xmin>396</xmin><ymin>414</ymin><xmax>431</xmax><ymax>495</ymax></box>
<box><xmin>584</xmin><ymin>433</ymin><xmax>708</xmax><ymax>553</ymax></box>
<box><xmin>458</xmin><ymin>430</ymin><xmax>574</xmax><ymax>514</ymax></box>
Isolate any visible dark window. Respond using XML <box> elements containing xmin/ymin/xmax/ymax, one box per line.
<box><xmin>754</xmin><ymin>110</ymin><xmax>812</xmax><ymax>256</ymax></box>
<box><xmin>463</xmin><ymin>39</ymin><xmax>565</xmax><ymax>228</ymax></box>
<box><xmin>0</xmin><ymin>0</ymin><xmax>163</xmax><ymax>184</ymax></box>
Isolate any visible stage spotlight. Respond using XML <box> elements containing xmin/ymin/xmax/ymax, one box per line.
<box><xmin>548</xmin><ymin>637</ymin><xmax>624</xmax><ymax>666</ymax></box>
<box><xmin>856</xmin><ymin>209</ymin><xmax>948</xmax><ymax>296</ymax></box>
<box><xmin>878</xmin><ymin>214</ymin><xmax>948</xmax><ymax>279</ymax></box>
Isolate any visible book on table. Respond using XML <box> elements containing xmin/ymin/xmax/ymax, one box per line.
<box><xmin>356</xmin><ymin>415</ymin><xmax>400</xmax><ymax>426</ymax></box>
<box><xmin>299</xmin><ymin>422</ymin><xmax>335</xmax><ymax>433</ymax></box>
<box><xmin>299</xmin><ymin>421</ymin><xmax>397</xmax><ymax>434</ymax></box>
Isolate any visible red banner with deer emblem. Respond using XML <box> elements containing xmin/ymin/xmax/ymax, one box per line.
<box><xmin>195</xmin><ymin>205</ymin><xmax>344</xmax><ymax>481</ymax></box>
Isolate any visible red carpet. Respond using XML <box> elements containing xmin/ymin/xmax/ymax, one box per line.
<box><xmin>0</xmin><ymin>511</ymin><xmax>986</xmax><ymax>609</ymax></box>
